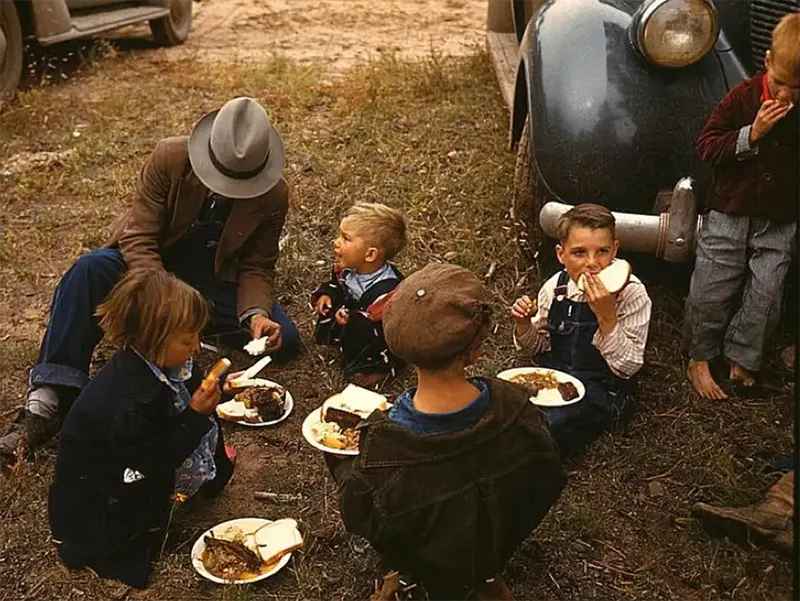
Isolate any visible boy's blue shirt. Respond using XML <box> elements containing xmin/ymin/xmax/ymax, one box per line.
<box><xmin>387</xmin><ymin>378</ymin><xmax>490</xmax><ymax>435</ymax></box>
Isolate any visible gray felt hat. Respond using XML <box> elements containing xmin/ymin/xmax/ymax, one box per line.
<box><xmin>188</xmin><ymin>97</ymin><xmax>286</xmax><ymax>199</ymax></box>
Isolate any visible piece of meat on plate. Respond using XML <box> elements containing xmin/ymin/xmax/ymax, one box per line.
<box><xmin>557</xmin><ymin>381</ymin><xmax>579</xmax><ymax>402</ymax></box>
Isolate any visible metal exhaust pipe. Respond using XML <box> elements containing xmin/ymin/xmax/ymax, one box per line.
<box><xmin>539</xmin><ymin>202</ymin><xmax>664</xmax><ymax>254</ymax></box>
<box><xmin>538</xmin><ymin>177</ymin><xmax>701</xmax><ymax>263</ymax></box>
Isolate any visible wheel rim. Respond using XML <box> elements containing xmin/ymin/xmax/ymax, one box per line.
<box><xmin>169</xmin><ymin>0</ymin><xmax>192</xmax><ymax>31</ymax></box>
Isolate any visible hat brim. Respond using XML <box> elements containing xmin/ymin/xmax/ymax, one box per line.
<box><xmin>188</xmin><ymin>109</ymin><xmax>286</xmax><ymax>200</ymax></box>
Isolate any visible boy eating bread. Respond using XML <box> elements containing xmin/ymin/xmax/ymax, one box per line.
<box><xmin>511</xmin><ymin>204</ymin><xmax>652</xmax><ymax>458</ymax></box>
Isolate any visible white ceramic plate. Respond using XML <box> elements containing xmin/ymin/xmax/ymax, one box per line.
<box><xmin>300</xmin><ymin>393</ymin><xmax>391</xmax><ymax>456</ymax></box>
<box><xmin>301</xmin><ymin>406</ymin><xmax>359</xmax><ymax>456</ymax></box>
<box><xmin>216</xmin><ymin>379</ymin><xmax>294</xmax><ymax>427</ymax></box>
<box><xmin>497</xmin><ymin>367</ymin><xmax>585</xmax><ymax>407</ymax></box>
<box><xmin>191</xmin><ymin>517</ymin><xmax>292</xmax><ymax>585</ymax></box>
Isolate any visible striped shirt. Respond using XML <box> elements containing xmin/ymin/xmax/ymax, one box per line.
<box><xmin>513</xmin><ymin>271</ymin><xmax>652</xmax><ymax>379</ymax></box>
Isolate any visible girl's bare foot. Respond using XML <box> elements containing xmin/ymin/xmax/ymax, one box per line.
<box><xmin>730</xmin><ymin>362</ymin><xmax>756</xmax><ymax>387</ymax></box>
<box><xmin>687</xmin><ymin>359</ymin><xmax>728</xmax><ymax>399</ymax></box>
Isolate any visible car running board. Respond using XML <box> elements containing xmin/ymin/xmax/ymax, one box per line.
<box><xmin>486</xmin><ymin>31</ymin><xmax>517</xmax><ymax>110</ymax></box>
<box><xmin>37</xmin><ymin>5</ymin><xmax>170</xmax><ymax>46</ymax></box>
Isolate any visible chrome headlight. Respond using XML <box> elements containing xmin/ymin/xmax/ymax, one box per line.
<box><xmin>630</xmin><ymin>0</ymin><xmax>719</xmax><ymax>68</ymax></box>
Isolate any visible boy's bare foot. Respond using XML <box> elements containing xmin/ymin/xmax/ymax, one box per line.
<box><xmin>781</xmin><ymin>345</ymin><xmax>795</xmax><ymax>371</ymax></box>
<box><xmin>730</xmin><ymin>362</ymin><xmax>756</xmax><ymax>387</ymax></box>
<box><xmin>687</xmin><ymin>359</ymin><xmax>728</xmax><ymax>399</ymax></box>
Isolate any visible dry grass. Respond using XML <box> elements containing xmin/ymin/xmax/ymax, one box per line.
<box><xmin>0</xmin><ymin>43</ymin><xmax>795</xmax><ymax>601</ymax></box>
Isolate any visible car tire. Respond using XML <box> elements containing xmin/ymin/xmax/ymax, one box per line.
<box><xmin>0</xmin><ymin>0</ymin><xmax>23</xmax><ymax>103</ymax></box>
<box><xmin>150</xmin><ymin>0</ymin><xmax>192</xmax><ymax>46</ymax></box>
<box><xmin>513</xmin><ymin>118</ymin><xmax>558</xmax><ymax>275</ymax></box>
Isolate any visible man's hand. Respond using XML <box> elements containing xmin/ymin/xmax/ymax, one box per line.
<box><xmin>189</xmin><ymin>376</ymin><xmax>222</xmax><ymax>415</ymax></box>
<box><xmin>751</xmin><ymin>99</ymin><xmax>793</xmax><ymax>143</ymax></box>
<box><xmin>583</xmin><ymin>274</ymin><xmax>617</xmax><ymax>334</ymax></box>
<box><xmin>511</xmin><ymin>295</ymin><xmax>535</xmax><ymax>337</ymax></box>
<box><xmin>315</xmin><ymin>295</ymin><xmax>333</xmax><ymax>316</ymax></box>
<box><xmin>335</xmin><ymin>307</ymin><xmax>350</xmax><ymax>326</ymax></box>
<box><xmin>250</xmin><ymin>314</ymin><xmax>282</xmax><ymax>352</ymax></box>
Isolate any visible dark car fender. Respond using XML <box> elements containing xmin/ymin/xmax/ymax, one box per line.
<box><xmin>513</xmin><ymin>0</ymin><xmax>730</xmax><ymax>213</ymax></box>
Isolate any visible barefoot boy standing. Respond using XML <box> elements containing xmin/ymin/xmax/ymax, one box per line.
<box><xmin>685</xmin><ymin>13</ymin><xmax>799</xmax><ymax>399</ymax></box>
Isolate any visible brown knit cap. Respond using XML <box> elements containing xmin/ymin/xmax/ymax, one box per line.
<box><xmin>383</xmin><ymin>263</ymin><xmax>492</xmax><ymax>367</ymax></box>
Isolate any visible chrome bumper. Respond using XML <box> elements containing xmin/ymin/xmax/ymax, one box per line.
<box><xmin>539</xmin><ymin>177</ymin><xmax>702</xmax><ymax>263</ymax></box>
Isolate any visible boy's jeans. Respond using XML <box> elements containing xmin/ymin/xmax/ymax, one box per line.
<box><xmin>684</xmin><ymin>210</ymin><xmax>797</xmax><ymax>371</ymax></box>
<box><xmin>27</xmin><ymin>247</ymin><xmax>300</xmax><ymax>418</ymax></box>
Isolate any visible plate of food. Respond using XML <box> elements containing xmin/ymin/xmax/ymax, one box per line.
<box><xmin>301</xmin><ymin>384</ymin><xmax>391</xmax><ymax>455</ymax></box>
<box><xmin>497</xmin><ymin>367</ymin><xmax>585</xmax><ymax>407</ymax></box>
<box><xmin>191</xmin><ymin>517</ymin><xmax>303</xmax><ymax>585</ymax></box>
<box><xmin>216</xmin><ymin>379</ymin><xmax>293</xmax><ymax>427</ymax></box>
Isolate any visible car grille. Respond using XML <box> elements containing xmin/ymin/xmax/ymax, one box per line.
<box><xmin>750</xmin><ymin>0</ymin><xmax>800</xmax><ymax>67</ymax></box>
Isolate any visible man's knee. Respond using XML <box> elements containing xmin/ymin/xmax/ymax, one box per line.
<box><xmin>280</xmin><ymin>321</ymin><xmax>301</xmax><ymax>359</ymax></box>
<box><xmin>68</xmin><ymin>249</ymin><xmax>126</xmax><ymax>284</ymax></box>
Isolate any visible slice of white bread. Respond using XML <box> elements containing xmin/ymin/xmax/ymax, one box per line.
<box><xmin>243</xmin><ymin>336</ymin><xmax>268</xmax><ymax>356</ymax></box>
<box><xmin>254</xmin><ymin>518</ymin><xmax>304</xmax><ymax>565</ymax></box>
<box><xmin>216</xmin><ymin>400</ymin><xmax>248</xmax><ymax>420</ymax></box>
<box><xmin>576</xmin><ymin>259</ymin><xmax>631</xmax><ymax>295</ymax></box>
<box><xmin>324</xmin><ymin>384</ymin><xmax>389</xmax><ymax>416</ymax></box>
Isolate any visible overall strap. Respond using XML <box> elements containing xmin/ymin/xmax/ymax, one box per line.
<box><xmin>554</xmin><ymin>270</ymin><xmax>570</xmax><ymax>298</ymax></box>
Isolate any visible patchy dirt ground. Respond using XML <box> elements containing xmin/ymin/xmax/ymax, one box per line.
<box><xmin>0</xmin><ymin>1</ymin><xmax>796</xmax><ymax>600</ymax></box>
<box><xmin>108</xmin><ymin>0</ymin><xmax>486</xmax><ymax>69</ymax></box>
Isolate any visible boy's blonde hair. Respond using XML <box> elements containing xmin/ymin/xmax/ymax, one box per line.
<box><xmin>343</xmin><ymin>202</ymin><xmax>407</xmax><ymax>260</ymax></box>
<box><xmin>95</xmin><ymin>269</ymin><xmax>209</xmax><ymax>366</ymax></box>
<box><xmin>771</xmin><ymin>12</ymin><xmax>800</xmax><ymax>76</ymax></box>
<box><xmin>556</xmin><ymin>203</ymin><xmax>616</xmax><ymax>244</ymax></box>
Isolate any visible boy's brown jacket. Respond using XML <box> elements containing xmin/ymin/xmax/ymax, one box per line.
<box><xmin>105</xmin><ymin>136</ymin><xmax>289</xmax><ymax>317</ymax></box>
<box><xmin>327</xmin><ymin>378</ymin><xmax>565</xmax><ymax>592</ymax></box>
<box><xmin>697</xmin><ymin>72</ymin><xmax>798</xmax><ymax>224</ymax></box>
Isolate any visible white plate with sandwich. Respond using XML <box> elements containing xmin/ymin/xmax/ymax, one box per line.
<box><xmin>301</xmin><ymin>384</ymin><xmax>391</xmax><ymax>456</ymax></box>
<box><xmin>497</xmin><ymin>367</ymin><xmax>585</xmax><ymax>407</ymax></box>
<box><xmin>191</xmin><ymin>517</ymin><xmax>303</xmax><ymax>585</ymax></box>
<box><xmin>216</xmin><ymin>378</ymin><xmax>294</xmax><ymax>427</ymax></box>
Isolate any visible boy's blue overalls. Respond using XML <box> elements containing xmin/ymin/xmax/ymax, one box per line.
<box><xmin>536</xmin><ymin>271</ymin><xmax>636</xmax><ymax>457</ymax></box>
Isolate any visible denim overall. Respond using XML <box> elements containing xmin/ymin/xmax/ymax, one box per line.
<box><xmin>537</xmin><ymin>271</ymin><xmax>635</xmax><ymax>457</ymax></box>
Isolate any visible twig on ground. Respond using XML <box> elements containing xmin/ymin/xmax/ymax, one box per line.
<box><xmin>645</xmin><ymin>460</ymin><xmax>684</xmax><ymax>482</ymax></box>
<box><xmin>1</xmin><ymin>405</ymin><xmax>23</xmax><ymax>419</ymax></box>
<box><xmin>254</xmin><ymin>491</ymin><xmax>305</xmax><ymax>503</ymax></box>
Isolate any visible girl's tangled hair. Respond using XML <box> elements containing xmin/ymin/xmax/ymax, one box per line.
<box><xmin>95</xmin><ymin>269</ymin><xmax>209</xmax><ymax>365</ymax></box>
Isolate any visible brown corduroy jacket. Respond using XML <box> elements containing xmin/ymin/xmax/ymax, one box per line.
<box><xmin>105</xmin><ymin>136</ymin><xmax>289</xmax><ymax>317</ymax></box>
<box><xmin>697</xmin><ymin>72</ymin><xmax>798</xmax><ymax>224</ymax></box>
<box><xmin>326</xmin><ymin>378</ymin><xmax>565</xmax><ymax>594</ymax></box>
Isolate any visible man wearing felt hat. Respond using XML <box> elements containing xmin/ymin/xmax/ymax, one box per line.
<box><xmin>1</xmin><ymin>97</ymin><xmax>300</xmax><ymax>457</ymax></box>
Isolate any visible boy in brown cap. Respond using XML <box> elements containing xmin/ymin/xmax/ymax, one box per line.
<box><xmin>326</xmin><ymin>263</ymin><xmax>564</xmax><ymax>600</ymax></box>
<box><xmin>684</xmin><ymin>12</ymin><xmax>799</xmax><ymax>399</ymax></box>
